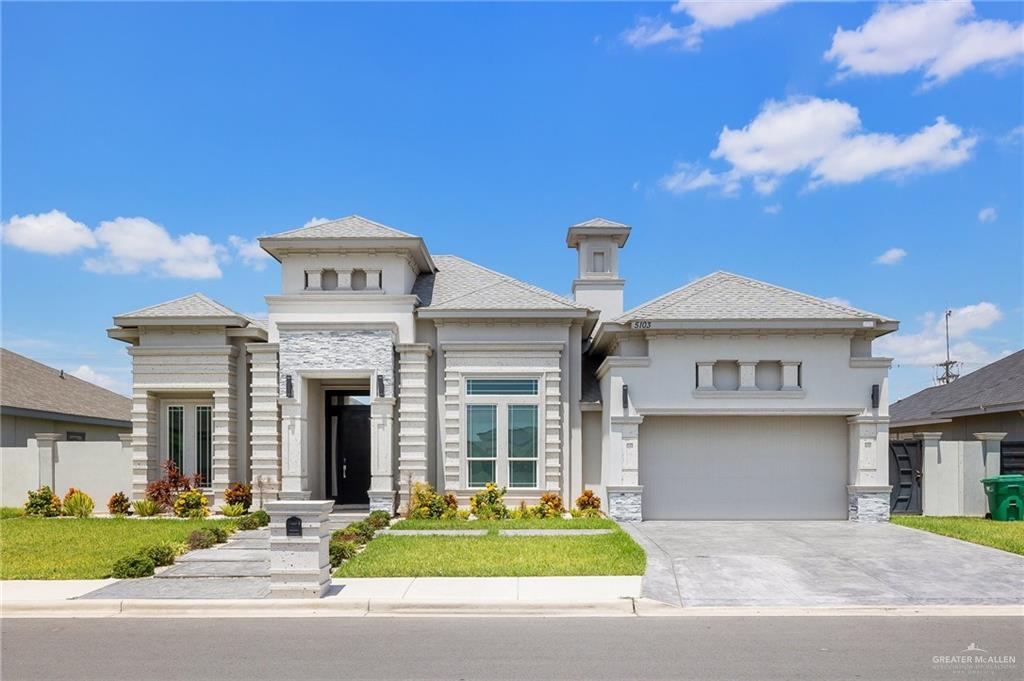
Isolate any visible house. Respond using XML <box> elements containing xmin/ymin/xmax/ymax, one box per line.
<box><xmin>0</xmin><ymin>348</ymin><xmax>131</xmax><ymax>447</ymax></box>
<box><xmin>888</xmin><ymin>350</ymin><xmax>1024</xmax><ymax>513</ymax></box>
<box><xmin>108</xmin><ymin>215</ymin><xmax>898</xmax><ymax>521</ymax></box>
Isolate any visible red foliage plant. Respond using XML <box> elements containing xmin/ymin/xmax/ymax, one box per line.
<box><xmin>145</xmin><ymin>460</ymin><xmax>203</xmax><ymax>510</ymax></box>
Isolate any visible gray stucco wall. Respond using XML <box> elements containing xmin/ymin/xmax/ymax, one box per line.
<box><xmin>891</xmin><ymin>411</ymin><xmax>1024</xmax><ymax>441</ymax></box>
<box><xmin>1</xmin><ymin>414</ymin><xmax>127</xmax><ymax>448</ymax></box>
<box><xmin>278</xmin><ymin>330</ymin><xmax>395</xmax><ymax>397</ymax></box>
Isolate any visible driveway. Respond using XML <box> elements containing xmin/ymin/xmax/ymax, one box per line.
<box><xmin>625</xmin><ymin>521</ymin><xmax>1024</xmax><ymax>607</ymax></box>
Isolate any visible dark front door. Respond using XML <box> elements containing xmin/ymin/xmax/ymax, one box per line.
<box><xmin>889</xmin><ymin>440</ymin><xmax>923</xmax><ymax>514</ymax></box>
<box><xmin>325</xmin><ymin>391</ymin><xmax>371</xmax><ymax>506</ymax></box>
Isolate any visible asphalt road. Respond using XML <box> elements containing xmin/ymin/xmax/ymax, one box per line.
<box><xmin>3</xmin><ymin>616</ymin><xmax>1021</xmax><ymax>680</ymax></box>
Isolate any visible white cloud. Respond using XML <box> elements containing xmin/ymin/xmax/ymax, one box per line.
<box><xmin>69</xmin><ymin>365</ymin><xmax>128</xmax><ymax>395</ymax></box>
<box><xmin>978</xmin><ymin>206</ymin><xmax>998</xmax><ymax>222</ymax></box>
<box><xmin>874</xmin><ymin>247</ymin><xmax>907</xmax><ymax>265</ymax></box>
<box><xmin>659</xmin><ymin>162</ymin><xmax>740</xmax><ymax>196</ymax></box>
<box><xmin>1001</xmin><ymin>125</ymin><xmax>1024</xmax><ymax>145</ymax></box>
<box><xmin>664</xmin><ymin>96</ymin><xmax>975</xmax><ymax>196</ymax></box>
<box><xmin>303</xmin><ymin>217</ymin><xmax>332</xmax><ymax>228</ymax></box>
<box><xmin>763</xmin><ymin>203</ymin><xmax>782</xmax><ymax>215</ymax></box>
<box><xmin>875</xmin><ymin>302</ymin><xmax>1005</xmax><ymax>368</ymax></box>
<box><xmin>825</xmin><ymin>2</ymin><xmax>1024</xmax><ymax>87</ymax></box>
<box><xmin>824</xmin><ymin>296</ymin><xmax>851</xmax><ymax>307</ymax></box>
<box><xmin>1</xmin><ymin>210</ymin><xmax>96</xmax><ymax>255</ymax></box>
<box><xmin>623</xmin><ymin>1</ymin><xmax>787</xmax><ymax>50</ymax></box>
<box><xmin>229</xmin><ymin>235</ymin><xmax>273</xmax><ymax>271</ymax></box>
<box><xmin>83</xmin><ymin>217</ymin><xmax>225</xmax><ymax>279</ymax></box>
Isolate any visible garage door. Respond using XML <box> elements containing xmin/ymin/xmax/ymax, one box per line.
<box><xmin>640</xmin><ymin>416</ymin><xmax>849</xmax><ymax>520</ymax></box>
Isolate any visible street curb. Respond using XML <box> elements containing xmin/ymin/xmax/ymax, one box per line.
<box><xmin>4</xmin><ymin>598</ymin><xmax>1021</xmax><ymax>618</ymax></box>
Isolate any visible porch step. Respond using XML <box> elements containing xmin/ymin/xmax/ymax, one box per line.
<box><xmin>326</xmin><ymin>510</ymin><xmax>371</xmax><ymax>533</ymax></box>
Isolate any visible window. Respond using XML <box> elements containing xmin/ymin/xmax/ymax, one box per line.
<box><xmin>592</xmin><ymin>250</ymin><xmax>607</xmax><ymax>273</ymax></box>
<box><xmin>466</xmin><ymin>378</ymin><xmax>538</xmax><ymax>395</ymax></box>
<box><xmin>464</xmin><ymin>377</ymin><xmax>541</xmax><ymax>488</ymax></box>
<box><xmin>66</xmin><ymin>431</ymin><xmax>86</xmax><ymax>442</ymax></box>
<box><xmin>163</xmin><ymin>402</ymin><xmax>213</xmax><ymax>486</ymax></box>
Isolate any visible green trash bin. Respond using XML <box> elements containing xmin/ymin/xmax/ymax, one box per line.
<box><xmin>981</xmin><ymin>475</ymin><xmax>1024</xmax><ymax>521</ymax></box>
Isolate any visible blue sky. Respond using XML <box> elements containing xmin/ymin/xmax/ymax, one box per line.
<box><xmin>2</xmin><ymin>1</ymin><xmax>1021</xmax><ymax>400</ymax></box>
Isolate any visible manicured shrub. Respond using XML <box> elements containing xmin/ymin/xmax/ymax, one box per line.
<box><xmin>329</xmin><ymin>539</ymin><xmax>359</xmax><ymax>568</ymax></box>
<box><xmin>221</xmin><ymin>503</ymin><xmax>246</xmax><ymax>517</ymax></box>
<box><xmin>173</xmin><ymin>489</ymin><xmax>209</xmax><ymax>519</ymax></box>
<box><xmin>470</xmin><ymin>483</ymin><xmax>509</xmax><ymax>520</ymax></box>
<box><xmin>24</xmin><ymin>486</ymin><xmax>61</xmax><ymax>517</ymax></box>
<box><xmin>111</xmin><ymin>553</ymin><xmax>155</xmax><ymax>578</ymax></box>
<box><xmin>107</xmin><ymin>491</ymin><xmax>131</xmax><ymax>516</ymax></box>
<box><xmin>366</xmin><ymin>510</ymin><xmax>392</xmax><ymax>530</ymax></box>
<box><xmin>132</xmin><ymin>499</ymin><xmax>160</xmax><ymax>517</ymax></box>
<box><xmin>408</xmin><ymin>482</ymin><xmax>459</xmax><ymax>519</ymax></box>
<box><xmin>140</xmin><ymin>542</ymin><xmax>179</xmax><ymax>567</ymax></box>
<box><xmin>250</xmin><ymin>509</ymin><xmax>269</xmax><ymax>526</ymax></box>
<box><xmin>346</xmin><ymin>521</ymin><xmax>376</xmax><ymax>543</ymax></box>
<box><xmin>537</xmin><ymin>492</ymin><xmax>564</xmax><ymax>518</ymax></box>
<box><xmin>224</xmin><ymin>482</ymin><xmax>252</xmax><ymax>511</ymax></box>
<box><xmin>62</xmin><ymin>489</ymin><xmax>95</xmax><ymax>518</ymax></box>
<box><xmin>575</xmin><ymin>489</ymin><xmax>602</xmax><ymax>515</ymax></box>
<box><xmin>145</xmin><ymin>460</ymin><xmax>203</xmax><ymax>511</ymax></box>
<box><xmin>234</xmin><ymin>509</ymin><xmax>269</xmax><ymax>531</ymax></box>
<box><xmin>204</xmin><ymin>525</ymin><xmax>230</xmax><ymax>543</ymax></box>
<box><xmin>187</xmin><ymin>529</ymin><xmax>217</xmax><ymax>551</ymax></box>
<box><xmin>510</xmin><ymin>500</ymin><xmax>538</xmax><ymax>520</ymax></box>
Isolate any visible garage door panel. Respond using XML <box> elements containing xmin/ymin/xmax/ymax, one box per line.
<box><xmin>640</xmin><ymin>416</ymin><xmax>848</xmax><ymax>520</ymax></box>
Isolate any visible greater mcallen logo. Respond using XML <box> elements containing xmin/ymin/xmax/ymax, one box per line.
<box><xmin>932</xmin><ymin>643</ymin><xmax>1017</xmax><ymax>672</ymax></box>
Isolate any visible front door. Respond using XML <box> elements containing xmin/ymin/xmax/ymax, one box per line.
<box><xmin>325</xmin><ymin>391</ymin><xmax>371</xmax><ymax>506</ymax></box>
<box><xmin>889</xmin><ymin>440</ymin><xmax>923</xmax><ymax>514</ymax></box>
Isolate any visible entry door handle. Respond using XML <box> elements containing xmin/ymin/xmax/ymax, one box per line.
<box><xmin>342</xmin><ymin>459</ymin><xmax>347</xmax><ymax>479</ymax></box>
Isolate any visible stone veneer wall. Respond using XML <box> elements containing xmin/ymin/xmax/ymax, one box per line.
<box><xmin>848</xmin><ymin>490</ymin><xmax>890</xmax><ymax>522</ymax></box>
<box><xmin>607</xmin><ymin>489</ymin><xmax>642</xmax><ymax>522</ymax></box>
<box><xmin>278</xmin><ymin>330</ymin><xmax>395</xmax><ymax>397</ymax></box>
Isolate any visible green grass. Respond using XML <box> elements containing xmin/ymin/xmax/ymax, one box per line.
<box><xmin>391</xmin><ymin>517</ymin><xmax>617</xmax><ymax>532</ymax></box>
<box><xmin>335</xmin><ymin>518</ymin><xmax>645</xmax><ymax>577</ymax></box>
<box><xmin>1</xmin><ymin>507</ymin><xmax>24</xmax><ymax>520</ymax></box>
<box><xmin>891</xmin><ymin>516</ymin><xmax>1024</xmax><ymax>555</ymax></box>
<box><xmin>0</xmin><ymin>516</ymin><xmax>236</xmax><ymax>579</ymax></box>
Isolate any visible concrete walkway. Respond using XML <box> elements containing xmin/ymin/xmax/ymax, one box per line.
<box><xmin>625</xmin><ymin>520</ymin><xmax>1024</xmax><ymax>608</ymax></box>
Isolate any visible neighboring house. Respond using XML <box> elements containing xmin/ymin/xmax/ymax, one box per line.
<box><xmin>0</xmin><ymin>348</ymin><xmax>131</xmax><ymax>447</ymax></box>
<box><xmin>108</xmin><ymin>215</ymin><xmax>898</xmax><ymax>521</ymax></box>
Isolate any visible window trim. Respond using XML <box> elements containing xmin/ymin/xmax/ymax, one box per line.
<box><xmin>462</xmin><ymin>375</ymin><xmax>543</xmax><ymax>489</ymax></box>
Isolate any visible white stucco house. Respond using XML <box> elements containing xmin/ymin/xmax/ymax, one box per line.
<box><xmin>108</xmin><ymin>216</ymin><xmax>899</xmax><ymax>521</ymax></box>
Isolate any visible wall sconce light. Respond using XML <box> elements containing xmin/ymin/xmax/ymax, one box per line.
<box><xmin>622</xmin><ymin>384</ymin><xmax>629</xmax><ymax>410</ymax></box>
<box><xmin>871</xmin><ymin>384</ymin><xmax>880</xmax><ymax>409</ymax></box>
<box><xmin>376</xmin><ymin>374</ymin><xmax>386</xmax><ymax>398</ymax></box>
<box><xmin>285</xmin><ymin>375</ymin><xmax>293</xmax><ymax>399</ymax></box>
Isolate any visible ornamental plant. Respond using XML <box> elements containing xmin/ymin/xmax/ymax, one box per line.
<box><xmin>469</xmin><ymin>483</ymin><xmax>509</xmax><ymax>520</ymax></box>
<box><xmin>131</xmin><ymin>499</ymin><xmax>160</xmax><ymax>517</ymax></box>
<box><xmin>187</xmin><ymin>528</ymin><xmax>217</xmax><ymax>551</ymax></box>
<box><xmin>204</xmin><ymin>524</ymin><xmax>230</xmax><ymax>543</ymax></box>
<box><xmin>111</xmin><ymin>553</ymin><xmax>155</xmax><ymax>579</ymax></box>
<box><xmin>140</xmin><ymin>542</ymin><xmax>179</xmax><ymax>567</ymax></box>
<box><xmin>62</xmin><ymin>489</ymin><xmax>95</xmax><ymax>518</ymax></box>
<box><xmin>329</xmin><ymin>539</ymin><xmax>359</xmax><ymax>568</ymax></box>
<box><xmin>574</xmin><ymin>489</ymin><xmax>602</xmax><ymax>518</ymax></box>
<box><xmin>224</xmin><ymin>482</ymin><xmax>253</xmax><ymax>511</ymax></box>
<box><xmin>235</xmin><ymin>509</ymin><xmax>269</xmax><ymax>530</ymax></box>
<box><xmin>173</xmin><ymin>489</ymin><xmax>209</xmax><ymax>519</ymax></box>
<box><xmin>24</xmin><ymin>486</ymin><xmax>61</xmax><ymax>517</ymax></box>
<box><xmin>366</xmin><ymin>510</ymin><xmax>392</xmax><ymax>530</ymax></box>
<box><xmin>220</xmin><ymin>503</ymin><xmax>246</xmax><ymax>517</ymax></box>
<box><xmin>107</xmin><ymin>491</ymin><xmax>131</xmax><ymax>516</ymax></box>
<box><xmin>537</xmin><ymin>492</ymin><xmax>564</xmax><ymax>518</ymax></box>
<box><xmin>145</xmin><ymin>460</ymin><xmax>203</xmax><ymax>511</ymax></box>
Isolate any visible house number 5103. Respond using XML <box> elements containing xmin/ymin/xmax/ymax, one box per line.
<box><xmin>631</xmin><ymin>320</ymin><xmax>652</xmax><ymax>329</ymax></box>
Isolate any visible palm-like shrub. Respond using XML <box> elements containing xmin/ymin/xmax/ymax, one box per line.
<box><xmin>62</xmin><ymin>489</ymin><xmax>95</xmax><ymax>518</ymax></box>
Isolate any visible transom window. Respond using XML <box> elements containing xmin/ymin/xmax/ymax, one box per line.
<box><xmin>464</xmin><ymin>377</ymin><xmax>541</xmax><ymax>488</ymax></box>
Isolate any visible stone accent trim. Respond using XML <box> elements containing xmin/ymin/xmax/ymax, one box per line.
<box><xmin>368</xmin><ymin>490</ymin><xmax>396</xmax><ymax>514</ymax></box>
<box><xmin>607</xmin><ymin>485</ymin><xmax>643</xmax><ymax>522</ymax></box>
<box><xmin>278</xmin><ymin>329</ymin><xmax>395</xmax><ymax>397</ymax></box>
<box><xmin>847</xmin><ymin>485</ymin><xmax>891</xmax><ymax>522</ymax></box>
<box><xmin>396</xmin><ymin>344</ymin><xmax>432</xmax><ymax>509</ymax></box>
<box><xmin>248</xmin><ymin>343</ymin><xmax>281</xmax><ymax>501</ymax></box>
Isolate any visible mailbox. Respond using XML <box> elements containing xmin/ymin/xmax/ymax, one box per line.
<box><xmin>286</xmin><ymin>516</ymin><xmax>302</xmax><ymax>537</ymax></box>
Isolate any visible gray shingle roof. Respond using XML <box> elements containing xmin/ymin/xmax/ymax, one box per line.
<box><xmin>890</xmin><ymin>349</ymin><xmax>1024</xmax><ymax>426</ymax></box>
<box><xmin>618</xmin><ymin>271</ymin><xmax>894</xmax><ymax>323</ymax></box>
<box><xmin>414</xmin><ymin>255</ymin><xmax>586</xmax><ymax>311</ymax></box>
<box><xmin>116</xmin><ymin>293</ymin><xmax>243</xmax><ymax>320</ymax></box>
<box><xmin>263</xmin><ymin>215</ymin><xmax>417</xmax><ymax>240</ymax></box>
<box><xmin>0</xmin><ymin>348</ymin><xmax>131</xmax><ymax>424</ymax></box>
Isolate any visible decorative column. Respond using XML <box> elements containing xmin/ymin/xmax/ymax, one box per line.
<box><xmin>916</xmin><ymin>432</ymin><xmax>943</xmax><ymax>516</ymax></box>
<box><xmin>696</xmin><ymin>361</ymin><xmax>715</xmax><ymax>391</ymax></box>
<box><xmin>211</xmin><ymin>385</ymin><xmax>236</xmax><ymax>506</ymax></box>
<box><xmin>846</xmin><ymin>415</ymin><xmax>891</xmax><ymax>522</ymax></box>
<box><xmin>974</xmin><ymin>432</ymin><xmax>1006</xmax><ymax>478</ymax></box>
<box><xmin>738</xmin><ymin>361</ymin><xmax>758</xmax><ymax>391</ymax></box>
<box><xmin>543</xmin><ymin>369</ymin><xmax>563</xmax><ymax>491</ymax></box>
<box><xmin>607</xmin><ymin>416</ymin><xmax>644</xmax><ymax>522</ymax></box>
<box><xmin>249</xmin><ymin>344</ymin><xmax>281</xmax><ymax>504</ymax></box>
<box><xmin>781</xmin><ymin>361</ymin><xmax>801</xmax><ymax>390</ymax></box>
<box><xmin>266</xmin><ymin>499</ymin><xmax>334</xmax><ymax>598</ymax></box>
<box><xmin>279</xmin><ymin>397</ymin><xmax>310</xmax><ymax>500</ymax></box>
<box><xmin>369</xmin><ymin>396</ymin><xmax>396</xmax><ymax>513</ymax></box>
<box><xmin>130</xmin><ymin>390</ymin><xmax>159</xmax><ymax>501</ymax></box>
<box><xmin>396</xmin><ymin>344</ymin><xmax>431</xmax><ymax>510</ymax></box>
<box><xmin>304</xmin><ymin>269</ymin><xmax>322</xmax><ymax>290</ymax></box>
<box><xmin>34</xmin><ymin>433</ymin><xmax>61</xmax><ymax>491</ymax></box>
<box><xmin>337</xmin><ymin>269</ymin><xmax>353</xmax><ymax>290</ymax></box>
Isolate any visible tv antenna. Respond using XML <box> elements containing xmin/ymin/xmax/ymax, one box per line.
<box><xmin>934</xmin><ymin>309</ymin><xmax>960</xmax><ymax>385</ymax></box>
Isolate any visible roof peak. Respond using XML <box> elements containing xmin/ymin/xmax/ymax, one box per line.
<box><xmin>263</xmin><ymin>214</ymin><xmax>418</xmax><ymax>240</ymax></box>
<box><xmin>571</xmin><ymin>217</ymin><xmax>629</xmax><ymax>229</ymax></box>
<box><xmin>115</xmin><ymin>292</ymin><xmax>249</xmax><ymax>325</ymax></box>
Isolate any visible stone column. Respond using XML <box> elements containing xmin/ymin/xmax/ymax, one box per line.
<box><xmin>305</xmin><ymin>269</ymin><xmax>322</xmax><ymax>290</ymax></box>
<box><xmin>916</xmin><ymin>432</ymin><xmax>943</xmax><ymax>516</ymax></box>
<box><xmin>696</xmin><ymin>361</ymin><xmax>715</xmax><ymax>391</ymax></box>
<box><xmin>607</xmin><ymin>415</ymin><xmax>643</xmax><ymax>522</ymax></box>
<box><xmin>211</xmin><ymin>383</ymin><xmax>237</xmax><ymax>506</ymax></box>
<box><xmin>974</xmin><ymin>432</ymin><xmax>1006</xmax><ymax>478</ymax></box>
<box><xmin>249</xmin><ymin>344</ymin><xmax>281</xmax><ymax>505</ymax></box>
<box><xmin>130</xmin><ymin>391</ymin><xmax>159</xmax><ymax>501</ymax></box>
<box><xmin>266</xmin><ymin>500</ymin><xmax>334</xmax><ymax>598</ymax></box>
<box><xmin>279</xmin><ymin>398</ymin><xmax>310</xmax><ymax>500</ymax></box>
<box><xmin>34</xmin><ymin>433</ymin><xmax>61</xmax><ymax>491</ymax></box>
<box><xmin>337</xmin><ymin>269</ymin><xmax>352</xmax><ymax>290</ymax></box>
<box><xmin>396</xmin><ymin>344</ymin><xmax>431</xmax><ymax>510</ymax></box>
<box><xmin>738</xmin><ymin>361</ymin><xmax>758</xmax><ymax>391</ymax></box>
<box><xmin>369</xmin><ymin>397</ymin><xmax>396</xmax><ymax>513</ymax></box>
<box><xmin>781</xmin><ymin>361</ymin><xmax>801</xmax><ymax>390</ymax></box>
<box><xmin>846</xmin><ymin>415</ymin><xmax>891</xmax><ymax>522</ymax></box>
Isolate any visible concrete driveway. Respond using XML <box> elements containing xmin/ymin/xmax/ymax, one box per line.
<box><xmin>624</xmin><ymin>521</ymin><xmax>1024</xmax><ymax>607</ymax></box>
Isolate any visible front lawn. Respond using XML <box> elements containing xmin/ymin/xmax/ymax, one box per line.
<box><xmin>0</xmin><ymin>516</ymin><xmax>236</xmax><ymax>579</ymax></box>
<box><xmin>891</xmin><ymin>516</ymin><xmax>1024</xmax><ymax>556</ymax></box>
<box><xmin>335</xmin><ymin>518</ymin><xmax>645</xmax><ymax>577</ymax></box>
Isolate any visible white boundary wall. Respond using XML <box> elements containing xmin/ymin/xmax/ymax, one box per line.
<box><xmin>0</xmin><ymin>438</ymin><xmax>133</xmax><ymax>508</ymax></box>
